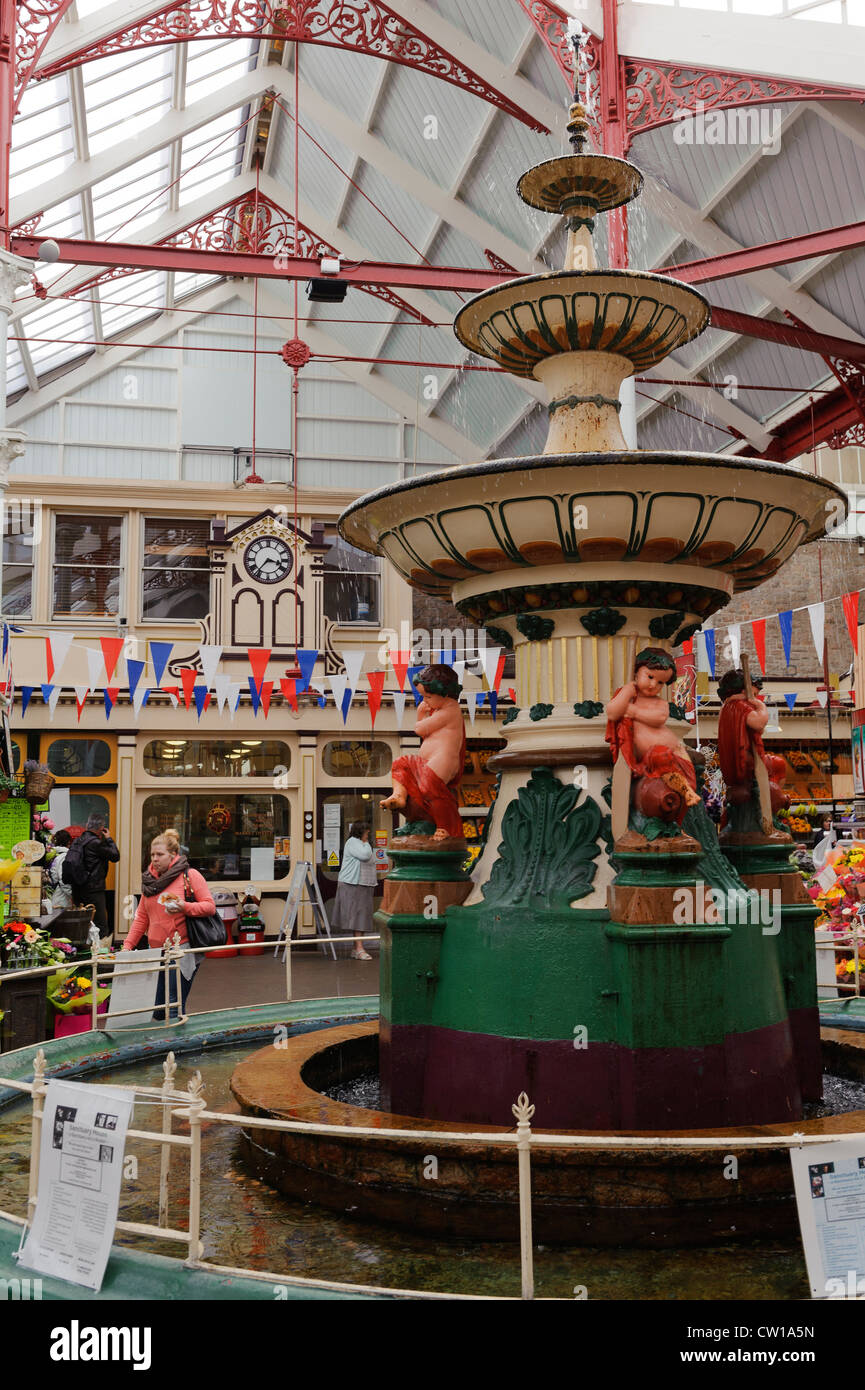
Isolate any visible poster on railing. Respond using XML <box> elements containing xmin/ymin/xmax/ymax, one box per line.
<box><xmin>106</xmin><ymin>947</ymin><xmax>162</xmax><ymax>1029</ymax></box>
<box><xmin>18</xmin><ymin>1078</ymin><xmax>132</xmax><ymax>1292</ymax></box>
<box><xmin>790</xmin><ymin>1138</ymin><xmax>865</xmax><ymax>1298</ymax></box>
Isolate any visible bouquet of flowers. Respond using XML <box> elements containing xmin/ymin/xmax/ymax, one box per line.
<box><xmin>47</xmin><ymin>966</ymin><xmax>111</xmax><ymax>1015</ymax></box>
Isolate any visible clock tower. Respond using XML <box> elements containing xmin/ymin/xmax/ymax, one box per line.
<box><xmin>208</xmin><ymin>511</ymin><xmax>327</xmax><ymax>655</ymax></box>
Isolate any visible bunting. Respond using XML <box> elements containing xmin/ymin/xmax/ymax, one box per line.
<box><xmin>843</xmin><ymin>592</ymin><xmax>859</xmax><ymax>654</ymax></box>
<box><xmin>807</xmin><ymin>604</ymin><xmax>825</xmax><ymax>662</ymax></box>
<box><xmin>74</xmin><ymin>686</ymin><xmax>89</xmax><ymax>721</ymax></box>
<box><xmin>295</xmin><ymin>649</ymin><xmax>319</xmax><ymax>693</ymax></box>
<box><xmin>193</xmin><ymin>686</ymin><xmax>210</xmax><ymax>718</ymax></box>
<box><xmin>126</xmin><ymin>658</ymin><xmax>145</xmax><ymax>700</ymax></box>
<box><xmin>392</xmin><ymin>689</ymin><xmax>408</xmax><ymax>729</ymax></box>
<box><xmin>279</xmin><ymin>677</ymin><xmax>298</xmax><ymax>712</ymax></box>
<box><xmin>704</xmin><ymin>629</ymin><xmax>716</xmax><ymax>678</ymax></box>
<box><xmin>150</xmin><ymin>641</ymin><xmax>173</xmax><ymax>688</ymax></box>
<box><xmin>247</xmin><ymin>646</ymin><xmax>271</xmax><ymax>691</ymax></box>
<box><xmin>727</xmin><ymin>625</ymin><xmax>740</xmax><ymax>667</ymax></box>
<box><xmin>366</xmin><ymin>671</ymin><xmax>385</xmax><ymax>728</ymax></box>
<box><xmin>783</xmin><ymin>692</ymin><xmax>798</xmax><ymax>711</ymax></box>
<box><xmin>100</xmin><ymin>636</ymin><xmax>125</xmax><ymax>684</ymax></box>
<box><xmin>390</xmin><ymin>651</ymin><xmax>410</xmax><ymax>691</ymax></box>
<box><xmin>198</xmin><ymin>644</ymin><xmax>223</xmax><ymax>690</ymax></box>
<box><xmin>778</xmin><ymin>610</ymin><xmax>793</xmax><ymax>668</ymax></box>
<box><xmin>179</xmin><ymin>668</ymin><xmax>197</xmax><ymax>710</ymax></box>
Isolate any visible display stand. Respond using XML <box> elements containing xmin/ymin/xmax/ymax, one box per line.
<box><xmin>273</xmin><ymin>861</ymin><xmax>336</xmax><ymax>962</ymax></box>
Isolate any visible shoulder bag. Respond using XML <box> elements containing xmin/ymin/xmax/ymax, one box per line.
<box><xmin>183</xmin><ymin>873</ymin><xmax>227</xmax><ymax>949</ymax></box>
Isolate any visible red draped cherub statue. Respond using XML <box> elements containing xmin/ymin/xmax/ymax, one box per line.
<box><xmin>605</xmin><ymin>646</ymin><xmax>701</xmax><ymax>836</ymax></box>
<box><xmin>381</xmin><ymin>663</ymin><xmax>466</xmax><ymax>841</ymax></box>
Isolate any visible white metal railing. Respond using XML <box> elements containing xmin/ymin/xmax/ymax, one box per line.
<box><xmin>2</xmin><ymin>1050</ymin><xmax>864</xmax><ymax>1300</ymax></box>
<box><xmin>0</xmin><ymin>928</ymin><xmax>382</xmax><ymax>1036</ymax></box>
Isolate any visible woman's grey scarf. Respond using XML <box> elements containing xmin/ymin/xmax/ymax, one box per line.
<box><xmin>140</xmin><ymin>855</ymin><xmax>191</xmax><ymax>897</ymax></box>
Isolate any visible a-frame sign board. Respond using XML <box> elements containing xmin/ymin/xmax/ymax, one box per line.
<box><xmin>273</xmin><ymin>861</ymin><xmax>337</xmax><ymax>961</ymax></box>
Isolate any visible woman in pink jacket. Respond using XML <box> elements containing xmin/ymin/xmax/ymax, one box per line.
<box><xmin>123</xmin><ymin>829</ymin><xmax>216</xmax><ymax>1021</ymax></box>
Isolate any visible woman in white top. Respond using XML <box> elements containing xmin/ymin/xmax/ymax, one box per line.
<box><xmin>331</xmin><ymin>822</ymin><xmax>377</xmax><ymax>960</ymax></box>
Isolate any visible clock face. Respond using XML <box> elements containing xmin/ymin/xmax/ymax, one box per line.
<box><xmin>244</xmin><ymin>535</ymin><xmax>293</xmax><ymax>584</ymax></box>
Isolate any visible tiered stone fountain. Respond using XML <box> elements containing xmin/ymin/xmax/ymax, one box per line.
<box><xmin>232</xmin><ymin>86</ymin><xmax>852</xmax><ymax>1243</ymax></box>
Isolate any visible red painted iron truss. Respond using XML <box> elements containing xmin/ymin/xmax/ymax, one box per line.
<box><xmin>56</xmin><ymin>190</ymin><xmax>434</xmax><ymax>325</ymax></box>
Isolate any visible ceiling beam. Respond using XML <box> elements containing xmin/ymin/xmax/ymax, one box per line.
<box><xmin>665</xmin><ymin>219</ymin><xmax>865</xmax><ymax>286</ymax></box>
<box><xmin>620</xmin><ymin>4</ymin><xmax>865</xmax><ymax>89</ymax></box>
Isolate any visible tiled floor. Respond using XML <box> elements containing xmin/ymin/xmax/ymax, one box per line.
<box><xmin>186</xmin><ymin>943</ymin><xmax>379</xmax><ymax>1013</ymax></box>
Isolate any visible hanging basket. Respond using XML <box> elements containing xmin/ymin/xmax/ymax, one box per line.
<box><xmin>23</xmin><ymin>768</ymin><xmax>55</xmax><ymax>804</ymax></box>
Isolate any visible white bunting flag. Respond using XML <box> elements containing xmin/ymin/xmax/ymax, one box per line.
<box><xmin>464</xmin><ymin>690</ymin><xmax>477</xmax><ymax>726</ymax></box>
<box><xmin>132</xmin><ymin>684</ymin><xmax>149</xmax><ymax>717</ymax></box>
<box><xmin>451</xmin><ymin>660</ymin><xmax>466</xmax><ymax>687</ymax></box>
<box><xmin>213</xmin><ymin>673</ymin><xmax>231</xmax><ymax>714</ymax></box>
<box><xmin>198</xmin><ymin>644</ymin><xmax>223</xmax><ymax>690</ymax></box>
<box><xmin>74</xmin><ymin>685</ymin><xmax>89</xmax><ymax>709</ymax></box>
<box><xmin>228</xmin><ymin>682</ymin><xmax>242</xmax><ymax>719</ymax></box>
<box><xmin>48</xmin><ymin>631</ymin><xmax>75</xmax><ymax>678</ymax></box>
<box><xmin>807</xmin><ymin>603</ymin><xmax>825</xmax><ymax>662</ymax></box>
<box><xmin>478</xmin><ymin>646</ymin><xmax>502</xmax><ymax>690</ymax></box>
<box><xmin>816</xmin><ymin>689</ymin><xmax>828</xmax><ymax>708</ymax></box>
<box><xmin>727</xmin><ymin>624</ymin><xmax>741</xmax><ymax>667</ymax></box>
<box><xmin>328</xmin><ymin>673</ymin><xmax>350</xmax><ymax>717</ymax></box>
<box><xmin>695</xmin><ymin>633</ymin><xmax>709</xmax><ymax>673</ymax></box>
<box><xmin>85</xmin><ymin>646</ymin><xmax>105</xmax><ymax>689</ymax></box>
<box><xmin>338</xmin><ymin>649</ymin><xmax>365</xmax><ymax>696</ymax></box>
<box><xmin>47</xmin><ymin>685</ymin><xmax>62</xmax><ymax>718</ymax></box>
<box><xmin>392</xmin><ymin>689</ymin><xmax>408</xmax><ymax>729</ymax></box>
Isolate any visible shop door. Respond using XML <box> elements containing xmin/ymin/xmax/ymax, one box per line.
<box><xmin>315</xmin><ymin>790</ymin><xmax>393</xmax><ymax>913</ymax></box>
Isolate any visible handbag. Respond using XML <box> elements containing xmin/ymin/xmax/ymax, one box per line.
<box><xmin>182</xmin><ymin>873</ymin><xmax>227</xmax><ymax>949</ymax></box>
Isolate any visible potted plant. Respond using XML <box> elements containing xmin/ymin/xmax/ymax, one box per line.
<box><xmin>21</xmin><ymin>760</ymin><xmax>55</xmax><ymax>805</ymax></box>
<box><xmin>0</xmin><ymin>771</ymin><xmax>20</xmax><ymax>804</ymax></box>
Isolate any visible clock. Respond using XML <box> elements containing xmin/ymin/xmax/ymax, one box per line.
<box><xmin>243</xmin><ymin>535</ymin><xmax>293</xmax><ymax>584</ymax></box>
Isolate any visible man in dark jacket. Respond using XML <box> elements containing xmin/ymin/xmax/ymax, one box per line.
<box><xmin>72</xmin><ymin>814</ymin><xmax>120</xmax><ymax>936</ymax></box>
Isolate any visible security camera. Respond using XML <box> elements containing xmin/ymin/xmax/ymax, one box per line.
<box><xmin>38</xmin><ymin>240</ymin><xmax>61</xmax><ymax>264</ymax></box>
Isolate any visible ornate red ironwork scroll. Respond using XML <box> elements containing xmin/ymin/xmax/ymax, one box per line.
<box><xmin>31</xmin><ymin>0</ymin><xmax>547</xmax><ymax>131</ymax></box>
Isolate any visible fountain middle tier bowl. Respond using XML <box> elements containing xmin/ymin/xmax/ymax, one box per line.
<box><xmin>338</xmin><ymin>453</ymin><xmax>846</xmax><ymax>609</ymax></box>
<box><xmin>452</xmin><ymin>269</ymin><xmax>710</xmax><ymax>377</ymax></box>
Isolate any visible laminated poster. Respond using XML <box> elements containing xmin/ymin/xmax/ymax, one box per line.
<box><xmin>18</xmin><ymin>1079</ymin><xmax>133</xmax><ymax>1291</ymax></box>
<box><xmin>790</xmin><ymin>1137</ymin><xmax>865</xmax><ymax>1298</ymax></box>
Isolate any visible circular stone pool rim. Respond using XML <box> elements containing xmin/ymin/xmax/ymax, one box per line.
<box><xmin>231</xmin><ymin>1019</ymin><xmax>865</xmax><ymax>1249</ymax></box>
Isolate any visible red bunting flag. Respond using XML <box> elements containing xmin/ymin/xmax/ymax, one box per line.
<box><xmin>507</xmin><ymin>687</ymin><xmax>517</xmax><ymax>703</ymax></box>
<box><xmin>179</xmin><ymin>667</ymin><xmax>197</xmax><ymax>709</ymax></box>
<box><xmin>367</xmin><ymin>671</ymin><xmax>385</xmax><ymax>727</ymax></box>
<box><xmin>260</xmin><ymin>681</ymin><xmax>273</xmax><ymax>718</ymax></box>
<box><xmin>493</xmin><ymin>652</ymin><xmax>506</xmax><ymax>693</ymax></box>
<box><xmin>104</xmin><ymin>686</ymin><xmax>118</xmax><ymax>708</ymax></box>
<box><xmin>45</xmin><ymin>637</ymin><xmax>54</xmax><ymax>683</ymax></box>
<box><xmin>390</xmin><ymin>650</ymin><xmax>410</xmax><ymax>691</ymax></box>
<box><xmin>162</xmin><ymin>685</ymin><xmax>180</xmax><ymax>707</ymax></box>
<box><xmin>842</xmin><ymin>591</ymin><xmax>860</xmax><ymax>653</ymax></box>
<box><xmin>279</xmin><ymin>677</ymin><xmax>298</xmax><ymax>711</ymax></box>
<box><xmin>248</xmin><ymin>647</ymin><xmax>272</xmax><ymax>691</ymax></box>
<box><xmin>100</xmin><ymin>636</ymin><xmax>125</xmax><ymax>683</ymax></box>
<box><xmin>751</xmin><ymin>618</ymin><xmax>766</xmax><ymax>675</ymax></box>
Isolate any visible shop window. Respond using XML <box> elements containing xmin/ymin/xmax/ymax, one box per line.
<box><xmin>322</xmin><ymin>740</ymin><xmax>391</xmax><ymax>778</ymax></box>
<box><xmin>142</xmin><ymin>518</ymin><xmax>211</xmax><ymax>621</ymax></box>
<box><xmin>68</xmin><ymin>792</ymin><xmax>112</xmax><ymax>830</ymax></box>
<box><xmin>2</xmin><ymin>500</ymin><xmax>37</xmax><ymax>618</ymax></box>
<box><xmin>143</xmin><ymin>740</ymin><xmax>290</xmax><ymax>777</ymax></box>
<box><xmin>53</xmin><ymin>514</ymin><xmax>122</xmax><ymax>618</ymax></box>
<box><xmin>45</xmin><ymin>738</ymin><xmax>113</xmax><ymax>779</ymax></box>
<box><xmin>322</xmin><ymin>533</ymin><xmax>380</xmax><ymax>625</ymax></box>
<box><xmin>142</xmin><ymin>794</ymin><xmax>291</xmax><ymax>880</ymax></box>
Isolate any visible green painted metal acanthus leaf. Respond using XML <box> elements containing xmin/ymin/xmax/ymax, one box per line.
<box><xmin>484</xmin><ymin>624</ymin><xmax>513</xmax><ymax>650</ymax></box>
<box><xmin>580</xmin><ymin>607</ymin><xmax>626</xmax><ymax>636</ymax></box>
<box><xmin>482</xmin><ymin>767</ymin><xmax>608</xmax><ymax>908</ymax></box>
<box><xmin>516</xmin><ymin>613</ymin><xmax>554</xmax><ymax>641</ymax></box>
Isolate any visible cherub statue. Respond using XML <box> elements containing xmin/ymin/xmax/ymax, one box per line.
<box><xmin>717</xmin><ymin>665</ymin><xmax>786</xmax><ymax>834</ymax></box>
<box><xmin>380</xmin><ymin>663</ymin><xmax>466</xmax><ymax>841</ymax></box>
<box><xmin>605</xmin><ymin>646</ymin><xmax>701</xmax><ymax>838</ymax></box>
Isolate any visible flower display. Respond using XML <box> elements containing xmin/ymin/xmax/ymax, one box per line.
<box><xmin>810</xmin><ymin>841</ymin><xmax>865</xmax><ymax>995</ymax></box>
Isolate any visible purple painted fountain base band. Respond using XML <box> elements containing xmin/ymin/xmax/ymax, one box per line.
<box><xmin>383</xmin><ymin>1010</ymin><xmax>821</xmax><ymax>1130</ymax></box>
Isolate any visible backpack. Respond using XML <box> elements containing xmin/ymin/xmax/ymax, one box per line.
<box><xmin>61</xmin><ymin>835</ymin><xmax>89</xmax><ymax>887</ymax></box>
